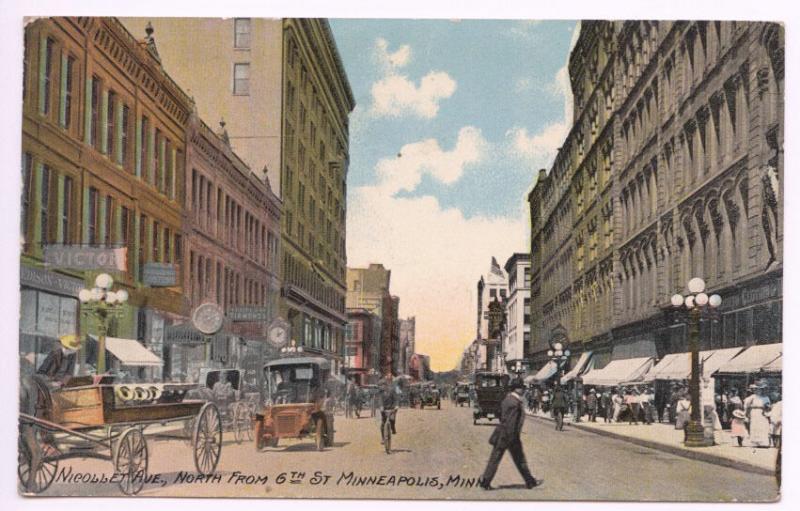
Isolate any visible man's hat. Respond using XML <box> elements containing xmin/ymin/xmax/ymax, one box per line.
<box><xmin>59</xmin><ymin>334</ymin><xmax>82</xmax><ymax>350</ymax></box>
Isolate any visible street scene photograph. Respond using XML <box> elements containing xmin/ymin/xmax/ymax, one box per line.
<box><xmin>11</xmin><ymin>5</ymin><xmax>786</xmax><ymax>505</ymax></box>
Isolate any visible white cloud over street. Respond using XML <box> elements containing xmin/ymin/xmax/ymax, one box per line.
<box><xmin>368</xmin><ymin>38</ymin><xmax>457</xmax><ymax>119</ymax></box>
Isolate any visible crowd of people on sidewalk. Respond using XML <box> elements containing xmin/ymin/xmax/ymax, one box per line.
<box><xmin>524</xmin><ymin>379</ymin><xmax>782</xmax><ymax>449</ymax></box>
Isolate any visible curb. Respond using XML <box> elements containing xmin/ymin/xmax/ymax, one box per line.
<box><xmin>526</xmin><ymin>413</ymin><xmax>775</xmax><ymax>477</ymax></box>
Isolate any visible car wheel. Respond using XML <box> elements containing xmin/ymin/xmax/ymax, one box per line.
<box><xmin>315</xmin><ymin>418</ymin><xmax>325</xmax><ymax>451</ymax></box>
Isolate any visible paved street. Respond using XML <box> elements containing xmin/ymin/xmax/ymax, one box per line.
<box><xmin>36</xmin><ymin>399</ymin><xmax>778</xmax><ymax>501</ymax></box>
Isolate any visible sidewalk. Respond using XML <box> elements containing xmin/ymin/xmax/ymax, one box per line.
<box><xmin>526</xmin><ymin>410</ymin><xmax>778</xmax><ymax>476</ymax></box>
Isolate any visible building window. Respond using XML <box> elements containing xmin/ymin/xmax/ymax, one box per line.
<box><xmin>234</xmin><ymin>18</ymin><xmax>251</xmax><ymax>49</ymax></box>
<box><xmin>62</xmin><ymin>55</ymin><xmax>75</xmax><ymax>128</ymax></box>
<box><xmin>152</xmin><ymin>221</ymin><xmax>160</xmax><ymax>262</ymax></box>
<box><xmin>138</xmin><ymin>214</ymin><xmax>147</xmax><ymax>280</ymax></box>
<box><xmin>61</xmin><ymin>176</ymin><xmax>72</xmax><ymax>244</ymax></box>
<box><xmin>41</xmin><ymin>37</ymin><xmax>54</xmax><ymax>115</ymax></box>
<box><xmin>40</xmin><ymin>165</ymin><xmax>51</xmax><ymax>244</ymax></box>
<box><xmin>120</xmin><ymin>104</ymin><xmax>130</xmax><ymax>167</ymax></box>
<box><xmin>106</xmin><ymin>91</ymin><xmax>116</xmax><ymax>156</ymax></box>
<box><xmin>233</xmin><ymin>63</ymin><xmax>250</xmax><ymax>95</ymax></box>
<box><xmin>87</xmin><ymin>187</ymin><xmax>98</xmax><ymax>246</ymax></box>
<box><xmin>120</xmin><ymin>206</ymin><xmax>130</xmax><ymax>247</ymax></box>
<box><xmin>104</xmin><ymin>195</ymin><xmax>113</xmax><ymax>247</ymax></box>
<box><xmin>90</xmin><ymin>77</ymin><xmax>101</xmax><ymax>148</ymax></box>
<box><xmin>164</xmin><ymin>227</ymin><xmax>171</xmax><ymax>263</ymax></box>
<box><xmin>139</xmin><ymin>116</ymin><xmax>148</xmax><ymax>177</ymax></box>
<box><xmin>21</xmin><ymin>153</ymin><xmax>32</xmax><ymax>237</ymax></box>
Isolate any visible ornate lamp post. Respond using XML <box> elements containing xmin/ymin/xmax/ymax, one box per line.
<box><xmin>78</xmin><ymin>273</ymin><xmax>129</xmax><ymax>374</ymax></box>
<box><xmin>671</xmin><ymin>277</ymin><xmax>722</xmax><ymax>448</ymax></box>
<box><xmin>547</xmin><ymin>341</ymin><xmax>571</xmax><ymax>378</ymax></box>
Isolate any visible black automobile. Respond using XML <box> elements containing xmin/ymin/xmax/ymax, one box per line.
<box><xmin>455</xmin><ymin>383</ymin><xmax>471</xmax><ymax>407</ymax></box>
<box><xmin>472</xmin><ymin>372</ymin><xmax>510</xmax><ymax>425</ymax></box>
<box><xmin>419</xmin><ymin>383</ymin><xmax>441</xmax><ymax>409</ymax></box>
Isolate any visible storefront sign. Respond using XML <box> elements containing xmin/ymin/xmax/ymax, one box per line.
<box><xmin>228</xmin><ymin>306</ymin><xmax>270</xmax><ymax>323</ymax></box>
<box><xmin>37</xmin><ymin>293</ymin><xmax>60</xmax><ymax>338</ymax></box>
<box><xmin>20</xmin><ymin>265</ymin><xmax>83</xmax><ymax>297</ymax></box>
<box><xmin>58</xmin><ymin>298</ymin><xmax>77</xmax><ymax>336</ymax></box>
<box><xmin>43</xmin><ymin>246</ymin><xmax>127</xmax><ymax>271</ymax></box>
<box><xmin>143</xmin><ymin>263</ymin><xmax>177</xmax><ymax>287</ymax></box>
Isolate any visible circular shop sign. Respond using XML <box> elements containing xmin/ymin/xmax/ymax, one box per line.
<box><xmin>267</xmin><ymin>318</ymin><xmax>290</xmax><ymax>348</ymax></box>
<box><xmin>192</xmin><ymin>303</ymin><xmax>225</xmax><ymax>335</ymax></box>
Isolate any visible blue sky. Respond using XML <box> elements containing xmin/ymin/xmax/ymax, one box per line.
<box><xmin>329</xmin><ymin>20</ymin><xmax>577</xmax><ymax>369</ymax></box>
<box><xmin>331</xmin><ymin>19</ymin><xmax>576</xmax><ymax>218</ymax></box>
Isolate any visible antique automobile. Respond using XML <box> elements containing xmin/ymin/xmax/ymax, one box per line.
<box><xmin>407</xmin><ymin>382</ymin><xmax>423</xmax><ymax>408</ymax></box>
<box><xmin>455</xmin><ymin>382</ymin><xmax>471</xmax><ymax>407</ymax></box>
<box><xmin>185</xmin><ymin>368</ymin><xmax>257</xmax><ymax>443</ymax></box>
<box><xmin>18</xmin><ymin>374</ymin><xmax>221</xmax><ymax>496</ymax></box>
<box><xmin>472</xmin><ymin>372</ymin><xmax>510</xmax><ymax>425</ymax></box>
<box><xmin>419</xmin><ymin>382</ymin><xmax>441</xmax><ymax>409</ymax></box>
<box><xmin>253</xmin><ymin>357</ymin><xmax>335</xmax><ymax>451</ymax></box>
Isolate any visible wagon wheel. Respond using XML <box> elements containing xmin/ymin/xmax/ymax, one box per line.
<box><xmin>18</xmin><ymin>426</ymin><xmax>58</xmax><ymax>494</ymax></box>
<box><xmin>238</xmin><ymin>402</ymin><xmax>254</xmax><ymax>442</ymax></box>
<box><xmin>314</xmin><ymin>417</ymin><xmax>326</xmax><ymax>451</ymax></box>
<box><xmin>114</xmin><ymin>428</ymin><xmax>148</xmax><ymax>496</ymax></box>
<box><xmin>232</xmin><ymin>402</ymin><xmax>250</xmax><ymax>444</ymax></box>
<box><xmin>193</xmin><ymin>403</ymin><xmax>222</xmax><ymax>475</ymax></box>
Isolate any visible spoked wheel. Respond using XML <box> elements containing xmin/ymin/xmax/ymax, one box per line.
<box><xmin>382</xmin><ymin>419</ymin><xmax>392</xmax><ymax>454</ymax></box>
<box><xmin>114</xmin><ymin>428</ymin><xmax>148</xmax><ymax>496</ymax></box>
<box><xmin>233</xmin><ymin>402</ymin><xmax>253</xmax><ymax>444</ymax></box>
<box><xmin>315</xmin><ymin>418</ymin><xmax>325</xmax><ymax>451</ymax></box>
<box><xmin>193</xmin><ymin>403</ymin><xmax>222</xmax><ymax>475</ymax></box>
<box><xmin>18</xmin><ymin>426</ymin><xmax>58</xmax><ymax>494</ymax></box>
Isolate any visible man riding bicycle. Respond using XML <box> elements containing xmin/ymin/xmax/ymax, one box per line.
<box><xmin>380</xmin><ymin>381</ymin><xmax>398</xmax><ymax>444</ymax></box>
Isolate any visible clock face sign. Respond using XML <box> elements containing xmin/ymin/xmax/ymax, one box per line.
<box><xmin>192</xmin><ymin>303</ymin><xmax>224</xmax><ymax>335</ymax></box>
<box><xmin>267</xmin><ymin>318</ymin><xmax>289</xmax><ymax>348</ymax></box>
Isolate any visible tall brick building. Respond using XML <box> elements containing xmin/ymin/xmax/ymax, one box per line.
<box><xmin>527</xmin><ymin>21</ymin><xmax>783</xmax><ymax>370</ymax></box>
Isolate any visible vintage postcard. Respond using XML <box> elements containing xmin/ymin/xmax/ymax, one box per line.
<box><xmin>15</xmin><ymin>12</ymin><xmax>783</xmax><ymax>503</ymax></box>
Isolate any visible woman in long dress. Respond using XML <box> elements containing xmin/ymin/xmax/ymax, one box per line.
<box><xmin>744</xmin><ymin>386</ymin><xmax>771</xmax><ymax>447</ymax></box>
<box><xmin>675</xmin><ymin>394</ymin><xmax>691</xmax><ymax>431</ymax></box>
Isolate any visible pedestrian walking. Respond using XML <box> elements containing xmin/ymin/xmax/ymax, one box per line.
<box><xmin>641</xmin><ymin>386</ymin><xmax>655</xmax><ymax>425</ymax></box>
<box><xmin>551</xmin><ymin>385</ymin><xmax>568</xmax><ymax>431</ymax></box>
<box><xmin>601</xmin><ymin>389</ymin><xmax>612</xmax><ymax>423</ymax></box>
<box><xmin>730</xmin><ymin>409</ymin><xmax>748</xmax><ymax>446</ymax></box>
<box><xmin>766</xmin><ymin>397</ymin><xmax>782</xmax><ymax>449</ymax></box>
<box><xmin>479</xmin><ymin>380</ymin><xmax>538</xmax><ymax>490</ymax></box>
<box><xmin>586</xmin><ymin>388</ymin><xmax>598</xmax><ymax>422</ymax></box>
<box><xmin>675</xmin><ymin>393</ymin><xmax>691</xmax><ymax>431</ymax></box>
<box><xmin>627</xmin><ymin>388</ymin><xmax>641</xmax><ymax>425</ymax></box>
<box><xmin>612</xmin><ymin>389</ymin><xmax>624</xmax><ymax>422</ymax></box>
<box><xmin>744</xmin><ymin>383</ymin><xmax>771</xmax><ymax>447</ymax></box>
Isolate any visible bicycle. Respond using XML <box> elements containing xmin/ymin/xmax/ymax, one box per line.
<box><xmin>381</xmin><ymin>408</ymin><xmax>397</xmax><ymax>454</ymax></box>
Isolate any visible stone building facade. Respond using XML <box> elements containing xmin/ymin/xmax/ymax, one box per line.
<box><xmin>122</xmin><ymin>17</ymin><xmax>355</xmax><ymax>373</ymax></box>
<box><xmin>172</xmin><ymin>112</ymin><xmax>281</xmax><ymax>379</ymax></box>
<box><xmin>528</xmin><ymin>21</ymin><xmax>784</xmax><ymax>370</ymax></box>
<box><xmin>21</xmin><ymin>17</ymin><xmax>192</xmax><ymax>373</ymax></box>
<box><xmin>503</xmin><ymin>253</ymin><xmax>531</xmax><ymax>372</ymax></box>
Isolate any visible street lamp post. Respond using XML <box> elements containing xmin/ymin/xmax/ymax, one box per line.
<box><xmin>547</xmin><ymin>341</ymin><xmax>571</xmax><ymax>378</ymax></box>
<box><xmin>671</xmin><ymin>277</ymin><xmax>722</xmax><ymax>448</ymax></box>
<box><xmin>78</xmin><ymin>273</ymin><xmax>129</xmax><ymax>374</ymax></box>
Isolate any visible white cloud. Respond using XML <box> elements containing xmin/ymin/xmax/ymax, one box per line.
<box><xmin>347</xmin><ymin>188</ymin><xmax>526</xmax><ymax>371</ymax></box>
<box><xmin>505</xmin><ymin>64</ymin><xmax>573</xmax><ymax>171</ymax></box>
<box><xmin>370</xmin><ymin>71</ymin><xmax>457</xmax><ymax>119</ymax></box>
<box><xmin>375</xmin><ymin>126</ymin><xmax>487</xmax><ymax>195</ymax></box>
<box><xmin>373</xmin><ymin>37</ymin><xmax>411</xmax><ymax>73</ymax></box>
<box><xmin>367</xmin><ymin>36</ymin><xmax>457</xmax><ymax>119</ymax></box>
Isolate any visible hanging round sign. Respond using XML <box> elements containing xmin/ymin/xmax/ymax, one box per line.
<box><xmin>192</xmin><ymin>303</ymin><xmax>225</xmax><ymax>335</ymax></box>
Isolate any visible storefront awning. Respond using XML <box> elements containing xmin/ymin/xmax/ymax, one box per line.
<box><xmin>581</xmin><ymin>357</ymin><xmax>654</xmax><ymax>387</ymax></box>
<box><xmin>715</xmin><ymin>343</ymin><xmax>782</xmax><ymax>375</ymax></box>
<box><xmin>700</xmin><ymin>347</ymin><xmax>745</xmax><ymax>377</ymax></box>
<box><xmin>524</xmin><ymin>360</ymin><xmax>557</xmax><ymax>384</ymax></box>
<box><xmin>560</xmin><ymin>351</ymin><xmax>593</xmax><ymax>385</ymax></box>
<box><xmin>762</xmin><ymin>356</ymin><xmax>782</xmax><ymax>373</ymax></box>
<box><xmin>91</xmin><ymin>335</ymin><xmax>163</xmax><ymax>367</ymax></box>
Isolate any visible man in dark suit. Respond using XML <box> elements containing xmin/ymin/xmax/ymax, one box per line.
<box><xmin>551</xmin><ymin>384</ymin><xmax>568</xmax><ymax>431</ymax></box>
<box><xmin>479</xmin><ymin>379</ymin><xmax>538</xmax><ymax>490</ymax></box>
